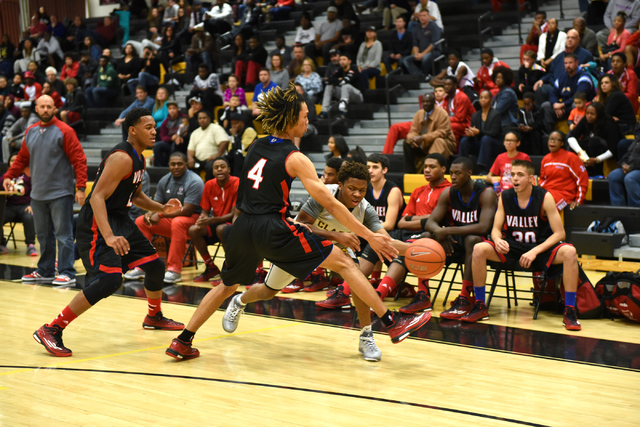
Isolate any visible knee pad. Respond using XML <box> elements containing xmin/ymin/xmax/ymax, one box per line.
<box><xmin>139</xmin><ymin>258</ymin><xmax>165</xmax><ymax>292</ymax></box>
<box><xmin>83</xmin><ymin>273</ymin><xmax>124</xmax><ymax>306</ymax></box>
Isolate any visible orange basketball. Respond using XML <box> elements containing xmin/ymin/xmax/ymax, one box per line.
<box><xmin>405</xmin><ymin>238</ymin><xmax>446</xmax><ymax>278</ymax></box>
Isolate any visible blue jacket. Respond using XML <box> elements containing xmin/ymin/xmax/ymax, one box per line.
<box><xmin>549</xmin><ymin>68</ymin><xmax>595</xmax><ymax>108</ymax></box>
<box><xmin>541</xmin><ymin>46</ymin><xmax>594</xmax><ymax>85</ymax></box>
<box><xmin>253</xmin><ymin>81</ymin><xmax>278</xmax><ymax>103</ymax></box>
<box><xmin>119</xmin><ymin>96</ymin><xmax>156</xmax><ymax>119</ymax></box>
<box><xmin>492</xmin><ymin>86</ymin><xmax>519</xmax><ymax>127</ymax></box>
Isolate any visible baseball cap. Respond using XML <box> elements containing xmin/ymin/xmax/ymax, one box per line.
<box><xmin>329</xmin><ymin>48</ymin><xmax>341</xmax><ymax>56</ymax></box>
<box><xmin>366</xmin><ymin>26</ymin><xmax>377</xmax><ymax>32</ymax></box>
<box><xmin>23</xmin><ymin>71</ymin><xmax>35</xmax><ymax>79</ymax></box>
<box><xmin>189</xmin><ymin>96</ymin><xmax>202</xmax><ymax>104</ymax></box>
<box><xmin>166</xmin><ymin>100</ymin><xmax>179</xmax><ymax>107</ymax></box>
<box><xmin>229</xmin><ymin>112</ymin><xmax>245</xmax><ymax>122</ymax></box>
<box><xmin>327</xmin><ymin>6</ymin><xmax>338</xmax><ymax>12</ymax></box>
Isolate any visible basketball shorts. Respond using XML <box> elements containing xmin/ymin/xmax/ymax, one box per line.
<box><xmin>391</xmin><ymin>233</ymin><xmax>467</xmax><ymax>270</ymax></box>
<box><xmin>484</xmin><ymin>238</ymin><xmax>572</xmax><ymax>271</ymax></box>
<box><xmin>76</xmin><ymin>206</ymin><xmax>159</xmax><ymax>282</ymax></box>
<box><xmin>204</xmin><ymin>222</ymin><xmax>231</xmax><ymax>245</ymax></box>
<box><xmin>220</xmin><ymin>213</ymin><xmax>334</xmax><ymax>286</ymax></box>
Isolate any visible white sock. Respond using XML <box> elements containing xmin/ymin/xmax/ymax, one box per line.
<box><xmin>238</xmin><ymin>292</ymin><xmax>248</xmax><ymax>306</ymax></box>
<box><xmin>362</xmin><ymin>325</ymin><xmax>372</xmax><ymax>333</ymax></box>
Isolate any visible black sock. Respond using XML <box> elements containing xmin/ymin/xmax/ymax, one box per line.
<box><xmin>178</xmin><ymin>329</ymin><xmax>195</xmax><ymax>343</ymax></box>
<box><xmin>381</xmin><ymin>310</ymin><xmax>394</xmax><ymax>327</ymax></box>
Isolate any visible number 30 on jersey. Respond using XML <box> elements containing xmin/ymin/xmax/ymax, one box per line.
<box><xmin>248</xmin><ymin>158</ymin><xmax>267</xmax><ymax>189</ymax></box>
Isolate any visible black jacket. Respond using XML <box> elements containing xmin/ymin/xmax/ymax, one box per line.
<box><xmin>61</xmin><ymin>87</ymin><xmax>86</xmax><ymax>114</ymax></box>
<box><xmin>604</xmin><ymin>90</ymin><xmax>637</xmax><ymax>130</ymax></box>
<box><xmin>569</xmin><ymin>115</ymin><xmax>623</xmax><ymax>158</ymax></box>
<box><xmin>619</xmin><ymin>139</ymin><xmax>640</xmax><ymax>170</ymax></box>
<box><xmin>470</xmin><ymin>108</ymin><xmax>503</xmax><ymax>140</ymax></box>
<box><xmin>389</xmin><ymin>30</ymin><xmax>413</xmax><ymax>57</ymax></box>
<box><xmin>327</xmin><ymin>64</ymin><xmax>363</xmax><ymax>92</ymax></box>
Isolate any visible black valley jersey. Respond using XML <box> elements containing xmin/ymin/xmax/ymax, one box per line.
<box><xmin>501</xmin><ymin>185</ymin><xmax>551</xmax><ymax>244</ymax></box>
<box><xmin>85</xmin><ymin>141</ymin><xmax>146</xmax><ymax>216</ymax></box>
<box><xmin>365</xmin><ymin>179</ymin><xmax>405</xmax><ymax>225</ymax></box>
<box><xmin>237</xmin><ymin>135</ymin><xmax>299</xmax><ymax>215</ymax></box>
<box><xmin>448</xmin><ymin>180</ymin><xmax>489</xmax><ymax>226</ymax></box>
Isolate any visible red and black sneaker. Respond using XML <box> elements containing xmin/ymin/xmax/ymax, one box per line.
<box><xmin>399</xmin><ymin>291</ymin><xmax>432</xmax><ymax>314</ymax></box>
<box><xmin>440</xmin><ymin>295</ymin><xmax>473</xmax><ymax>320</ymax></box>
<box><xmin>33</xmin><ymin>324</ymin><xmax>72</xmax><ymax>357</ymax></box>
<box><xmin>281</xmin><ymin>279</ymin><xmax>304</xmax><ymax>293</ymax></box>
<box><xmin>398</xmin><ymin>284</ymin><xmax>417</xmax><ymax>299</ymax></box>
<box><xmin>142</xmin><ymin>312</ymin><xmax>185</xmax><ymax>330</ymax></box>
<box><xmin>387</xmin><ymin>311</ymin><xmax>431</xmax><ymax>344</ymax></box>
<box><xmin>165</xmin><ymin>338</ymin><xmax>200</xmax><ymax>360</ymax></box>
<box><xmin>369</xmin><ymin>277</ymin><xmax>381</xmax><ymax>287</ymax></box>
<box><xmin>563</xmin><ymin>306</ymin><xmax>582</xmax><ymax>331</ymax></box>
<box><xmin>303</xmin><ymin>273</ymin><xmax>329</xmax><ymax>292</ymax></box>
<box><xmin>193</xmin><ymin>264</ymin><xmax>221</xmax><ymax>283</ymax></box>
<box><xmin>315</xmin><ymin>288</ymin><xmax>351</xmax><ymax>309</ymax></box>
<box><xmin>460</xmin><ymin>301</ymin><xmax>490</xmax><ymax>322</ymax></box>
<box><xmin>326</xmin><ymin>277</ymin><xmax>344</xmax><ymax>296</ymax></box>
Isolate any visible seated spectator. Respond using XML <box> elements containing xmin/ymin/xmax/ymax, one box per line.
<box><xmin>20</xmin><ymin>72</ymin><xmax>42</xmax><ymax>106</ymax></box>
<box><xmin>292</xmin><ymin>82</ymin><xmax>318</xmax><ymax>148</ymax></box>
<box><xmin>236</xmin><ymin>36</ymin><xmax>268</xmax><ymax>90</ymax></box>
<box><xmin>318</xmin><ymin>53</ymin><xmax>362</xmax><ymax>117</ymax></box>
<box><xmin>574</xmin><ymin>17</ymin><xmax>598</xmax><ymax>58</ymax></box>
<box><xmin>227</xmin><ymin>0</ymin><xmax>261</xmax><ymax>43</ymax></box>
<box><xmin>474</xmin><ymin>48</ymin><xmax>510</xmax><ymax>97</ymax></box>
<box><xmin>163</xmin><ymin>0</ymin><xmax>180</xmax><ymax>26</ymax></box>
<box><xmin>433</xmin><ymin>84</ymin><xmax>445</xmax><ymax>107</ymax></box>
<box><xmin>94</xmin><ymin>16</ymin><xmax>117</xmax><ymax>47</ymax></box>
<box><xmin>45</xmin><ymin>67</ymin><xmax>65</xmax><ymax>96</ymax></box>
<box><xmin>147</xmin><ymin>8</ymin><xmax>163</xmax><ymax>42</ymax></box>
<box><xmin>516</xmin><ymin>50</ymin><xmax>546</xmax><ymax>100</ymax></box>
<box><xmin>268</xmin><ymin>35</ymin><xmax>293</xmax><ymax>70</ymax></box>
<box><xmin>568</xmin><ymin>101</ymin><xmax>623</xmax><ymax>176</ymax></box>
<box><xmin>37</xmin><ymin>31</ymin><xmax>63</xmax><ymax>69</ymax></box>
<box><xmin>187</xmin><ymin>95</ymin><xmax>205</xmax><ymax>133</ymax></box>
<box><xmin>540</xmin><ymin>130</ymin><xmax>588</xmax><ymax>210</ymax></box>
<box><xmin>77</xmin><ymin>50</ymin><xmax>98</xmax><ymax>89</ymax></box>
<box><xmin>486</xmin><ymin>131</ymin><xmax>531</xmax><ymax>192</ymax></box>
<box><xmin>26</xmin><ymin>60</ymin><xmax>45</xmax><ymax>85</ymax></box>
<box><xmin>116</xmin><ymin>43</ymin><xmax>141</xmax><ymax>94</ymax></box>
<box><xmin>2</xmin><ymin>104</ymin><xmax>38</xmax><ymax>162</ymax></box>
<box><xmin>596</xmin><ymin>0</ymin><xmax>640</xmax><ymax>49</ymax></box>
<box><xmin>459</xmin><ymin>90</ymin><xmax>502</xmax><ymax>174</ymax></box>
<box><xmin>0</xmin><ymin>96</ymin><xmax>16</xmax><ymax>146</ymax></box>
<box><xmin>219</xmin><ymin>94</ymin><xmax>249</xmax><ymax>131</ymax></box>
<box><xmin>223</xmin><ymin>74</ymin><xmax>247</xmax><ymax>108</ymax></box>
<box><xmin>252</xmin><ymin>68</ymin><xmax>278</xmax><ymax>117</ymax></box>
<box><xmin>3</xmin><ymin>95</ymin><xmax>19</xmax><ymax>119</ymax></box>
<box><xmin>403</xmin><ymin>93</ymin><xmax>455</xmax><ymax>173</ymax></box>
<box><xmin>86</xmin><ymin>56</ymin><xmax>120</xmax><ymax>108</ymax></box>
<box><xmin>175</xmin><ymin>7</ymin><xmax>192</xmax><ymax>45</ymax></box>
<box><xmin>83</xmin><ymin>35</ymin><xmax>100</xmax><ymax>61</ymax></box>
<box><xmin>382</xmin><ymin>121</ymin><xmax>412</xmax><ymax>154</ymax></box>
<box><xmin>383</xmin><ymin>15</ymin><xmax>412</xmax><ymax>75</ymax></box>
<box><xmin>601</xmin><ymin>11</ymin><xmax>631</xmax><ymax>67</ymax></box>
<box><xmin>325</xmin><ymin>134</ymin><xmax>350</xmax><ymax>160</ymax></box>
<box><xmin>188</xmin><ymin>1</ymin><xmax>208</xmax><ymax>33</ymax></box>
<box><xmin>128</xmin><ymin>151</ymin><xmax>204</xmax><ymax>284</ymax></box>
<box><xmin>518</xmin><ymin>92</ymin><xmax>544</xmax><ymax>155</ymax></box>
<box><xmin>185</xmin><ymin>26</ymin><xmax>215</xmax><ymax>73</ymax></box>
<box><xmin>409</xmin><ymin>0</ymin><xmax>443</xmax><ymax>33</ymax></box>
<box><xmin>269</xmin><ymin>53</ymin><xmax>290</xmax><ymax>88</ymax></box>
<box><xmin>595</xmin><ymin>73</ymin><xmax>636</xmax><ymax>135</ymax></box>
<box><xmin>152</xmin><ymin>86</ymin><xmax>170</xmax><ymax>128</ymax></box>
<box><xmin>537</xmin><ymin>18</ymin><xmax>566</xmax><ymax>69</ymax></box>
<box><xmin>540</xmin><ymin>53</ymin><xmax>594</xmax><ymax>134</ymax></box>
<box><xmin>442</xmin><ymin>75</ymin><xmax>473</xmax><ymax>146</ymax></box>
<box><xmin>60</xmin><ymin>78</ymin><xmax>85</xmax><ymax>125</ymax></box>
<box><xmin>28</xmin><ymin>14</ymin><xmax>47</xmax><ymax>40</ymax></box>
<box><xmin>403</xmin><ymin>10</ymin><xmax>442</xmax><ymax>80</ymax></box>
<box><xmin>155</xmin><ymin>100</ymin><xmax>188</xmax><ymax>166</ymax></box>
<box><xmin>187</xmin><ymin>110</ymin><xmax>230</xmax><ymax>178</ymax></box>
<box><xmin>189</xmin><ymin>63</ymin><xmax>223</xmax><ymax>112</ymax></box>
<box><xmin>203</xmin><ymin>0</ymin><xmax>234</xmax><ymax>36</ymax></box>
<box><xmin>295</xmin><ymin>13</ymin><xmax>316</xmax><ymax>48</ymax></box>
<box><xmin>41</xmin><ymin>81</ymin><xmax>62</xmax><ymax>110</ymax></box>
<box><xmin>115</xmin><ymin>85</ymin><xmax>155</xmax><ymax>139</ymax></box>
<box><xmin>383</xmin><ymin>0</ymin><xmax>410</xmax><ymax>30</ymax></box>
<box><xmin>332</xmin><ymin>0</ymin><xmax>359</xmax><ymax>26</ymax></box>
<box><xmin>491</xmin><ymin>66</ymin><xmax>519</xmax><ymax>133</ymax></box>
<box><xmin>189</xmin><ymin>156</ymin><xmax>239</xmax><ymax>282</ymax></box>
<box><xmin>156</xmin><ymin>25</ymin><xmax>182</xmax><ymax>71</ymax></box>
<box><xmin>13</xmin><ymin>39</ymin><xmax>40</xmax><ymax>75</ymax></box>
<box><xmin>608</xmin><ymin>52</ymin><xmax>639</xmax><ymax>112</ymax></box>
<box><xmin>520</xmin><ymin>11</ymin><xmax>547</xmax><ymax>64</ymax></box>
<box><xmin>60</xmin><ymin>52</ymin><xmax>79</xmax><ymax>80</ymax></box>
<box><xmin>0</xmin><ymin>153</ymin><xmax>37</xmax><ymax>255</ymax></box>
<box><xmin>270</xmin><ymin>0</ymin><xmax>294</xmax><ymax>22</ymax></box>
<box><xmin>0</xmin><ymin>77</ymin><xmax>9</xmax><ymax>98</ymax></box>
<box><xmin>0</xmin><ymin>34</ymin><xmax>15</xmax><ymax>78</ymax></box>
<box><xmin>294</xmin><ymin>58</ymin><xmax>323</xmax><ymax>104</ymax></box>
<box><xmin>305</xmin><ymin>7</ymin><xmax>342</xmax><ymax>66</ymax></box>
<box><xmin>226</xmin><ymin>112</ymin><xmax>258</xmax><ymax>174</ymax></box>
<box><xmin>357</xmin><ymin>27</ymin><xmax>383</xmax><ymax>89</ymax></box>
<box><xmin>609</xmin><ymin>137</ymin><xmax>640</xmax><ymax>206</ymax></box>
<box><xmin>322</xmin><ymin>48</ymin><xmax>341</xmax><ymax>84</ymax></box>
<box><xmin>568</xmin><ymin>91</ymin><xmax>587</xmax><ymax>131</ymax></box>
<box><xmin>47</xmin><ymin>15</ymin><xmax>66</xmax><ymax>40</ymax></box>
<box><xmin>431</xmin><ymin>50</ymin><xmax>478</xmax><ymax>107</ymax></box>
<box><xmin>287</xmin><ymin>43</ymin><xmax>309</xmax><ymax>81</ymax></box>
<box><xmin>9</xmin><ymin>74</ymin><xmax>24</xmax><ymax>100</ymax></box>
<box><xmin>330</xmin><ymin>18</ymin><xmax>361</xmax><ymax>61</ymax></box>
<box><xmin>65</xmin><ymin>16</ymin><xmax>87</xmax><ymax>52</ymax></box>
<box><xmin>127</xmin><ymin>46</ymin><xmax>161</xmax><ymax>94</ymax></box>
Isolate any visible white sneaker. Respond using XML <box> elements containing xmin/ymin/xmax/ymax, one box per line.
<box><xmin>124</xmin><ymin>267</ymin><xmax>145</xmax><ymax>281</ymax></box>
<box><xmin>194</xmin><ymin>22</ymin><xmax>205</xmax><ymax>30</ymax></box>
<box><xmin>164</xmin><ymin>270</ymin><xmax>182</xmax><ymax>283</ymax></box>
<box><xmin>53</xmin><ymin>275</ymin><xmax>77</xmax><ymax>286</ymax></box>
<box><xmin>358</xmin><ymin>328</ymin><xmax>381</xmax><ymax>362</ymax></box>
<box><xmin>222</xmin><ymin>293</ymin><xmax>246</xmax><ymax>333</ymax></box>
<box><xmin>338</xmin><ymin>99</ymin><xmax>348</xmax><ymax>113</ymax></box>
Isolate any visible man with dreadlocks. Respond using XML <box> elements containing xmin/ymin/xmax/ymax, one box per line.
<box><xmin>166</xmin><ymin>83</ymin><xmax>431</xmax><ymax>361</ymax></box>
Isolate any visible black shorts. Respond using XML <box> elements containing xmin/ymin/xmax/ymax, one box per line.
<box><xmin>485</xmin><ymin>238</ymin><xmax>571</xmax><ymax>271</ymax></box>
<box><xmin>204</xmin><ymin>222</ymin><xmax>231</xmax><ymax>245</ymax></box>
<box><xmin>76</xmin><ymin>207</ymin><xmax>159</xmax><ymax>282</ymax></box>
<box><xmin>220</xmin><ymin>213</ymin><xmax>334</xmax><ymax>286</ymax></box>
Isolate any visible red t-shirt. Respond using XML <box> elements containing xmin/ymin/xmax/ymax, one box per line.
<box><xmin>489</xmin><ymin>151</ymin><xmax>531</xmax><ymax>191</ymax></box>
<box><xmin>403</xmin><ymin>179</ymin><xmax>452</xmax><ymax>216</ymax></box>
<box><xmin>201</xmin><ymin>175</ymin><xmax>239</xmax><ymax>218</ymax></box>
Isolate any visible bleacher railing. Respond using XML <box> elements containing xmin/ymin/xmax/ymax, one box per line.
<box><xmin>431</xmin><ymin>38</ymin><xmax>446</xmax><ymax>79</ymax></box>
<box><xmin>384</xmin><ymin>67</ymin><xmax>403</xmax><ymax>130</ymax></box>
<box><xmin>477</xmin><ymin>12</ymin><xmax>493</xmax><ymax>51</ymax></box>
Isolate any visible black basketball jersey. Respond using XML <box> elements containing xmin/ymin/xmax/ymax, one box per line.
<box><xmin>448</xmin><ymin>180</ymin><xmax>489</xmax><ymax>227</ymax></box>
<box><xmin>236</xmin><ymin>135</ymin><xmax>299</xmax><ymax>215</ymax></box>
<box><xmin>501</xmin><ymin>185</ymin><xmax>551</xmax><ymax>244</ymax></box>
<box><xmin>85</xmin><ymin>141</ymin><xmax>146</xmax><ymax>216</ymax></box>
<box><xmin>365</xmin><ymin>179</ymin><xmax>405</xmax><ymax>225</ymax></box>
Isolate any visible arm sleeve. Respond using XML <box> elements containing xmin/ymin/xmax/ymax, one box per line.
<box><xmin>184</xmin><ymin>176</ymin><xmax>205</xmax><ymax>206</ymax></box>
<box><xmin>4</xmin><ymin>139</ymin><xmax>31</xmax><ymax>180</ymax></box>
<box><xmin>300</xmin><ymin>196</ymin><xmax>323</xmax><ymax>219</ymax></box>
<box><xmin>62</xmin><ymin>125</ymin><xmax>88</xmax><ymax>189</ymax></box>
<box><xmin>549</xmin><ymin>79</ymin><xmax>561</xmax><ymax>104</ymax></box>
<box><xmin>363</xmin><ymin>203</ymin><xmax>384</xmax><ymax>232</ymax></box>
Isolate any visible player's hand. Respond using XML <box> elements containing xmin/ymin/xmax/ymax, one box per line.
<box><xmin>495</xmin><ymin>238</ymin><xmax>510</xmax><ymax>254</ymax></box>
<box><xmin>367</xmin><ymin>233</ymin><xmax>398</xmax><ymax>262</ymax></box>
<box><xmin>2</xmin><ymin>178</ymin><xmax>12</xmax><ymax>192</ymax></box>
<box><xmin>519</xmin><ymin>249</ymin><xmax>537</xmax><ymax>269</ymax></box>
<box><xmin>432</xmin><ymin>226</ymin><xmax>449</xmax><ymax>241</ymax></box>
<box><xmin>569</xmin><ymin>200</ymin><xmax>579</xmax><ymax>210</ymax></box>
<box><xmin>26</xmin><ymin>205</ymin><xmax>33</xmax><ymax>215</ymax></box>
<box><xmin>196</xmin><ymin>214</ymin><xmax>210</xmax><ymax>226</ymax></box>
<box><xmin>533</xmin><ymin>80</ymin><xmax>543</xmax><ymax>91</ymax></box>
<box><xmin>292</xmin><ymin>220</ymin><xmax>313</xmax><ymax>234</ymax></box>
<box><xmin>163</xmin><ymin>198</ymin><xmax>182</xmax><ymax>215</ymax></box>
<box><xmin>441</xmin><ymin>235</ymin><xmax>455</xmax><ymax>256</ymax></box>
<box><xmin>75</xmin><ymin>189</ymin><xmax>86</xmax><ymax>206</ymax></box>
<box><xmin>335</xmin><ymin>233</ymin><xmax>360</xmax><ymax>252</ymax></box>
<box><xmin>623</xmin><ymin>164</ymin><xmax>630</xmax><ymax>173</ymax></box>
<box><xmin>105</xmin><ymin>235</ymin><xmax>130</xmax><ymax>256</ymax></box>
<box><xmin>146</xmin><ymin>212</ymin><xmax>160</xmax><ymax>225</ymax></box>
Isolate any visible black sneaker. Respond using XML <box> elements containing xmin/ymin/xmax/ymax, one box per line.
<box><xmin>563</xmin><ymin>306</ymin><xmax>582</xmax><ymax>331</ymax></box>
<box><xmin>33</xmin><ymin>324</ymin><xmax>72</xmax><ymax>357</ymax></box>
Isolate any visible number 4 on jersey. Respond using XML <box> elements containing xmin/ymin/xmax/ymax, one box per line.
<box><xmin>248</xmin><ymin>158</ymin><xmax>267</xmax><ymax>189</ymax></box>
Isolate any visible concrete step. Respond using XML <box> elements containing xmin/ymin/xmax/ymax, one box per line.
<box><xmin>85</xmin><ymin>135</ymin><xmax>121</xmax><ymax>144</ymax></box>
<box><xmin>346</xmin><ymin>126</ymin><xmax>389</xmax><ymax>135</ymax></box>
<box><xmin>99</xmin><ymin>128</ymin><xmax>121</xmax><ymax>135</ymax></box>
<box><xmin>359</xmin><ymin>118</ymin><xmax>412</xmax><ymax>128</ymax></box>
<box><xmin>373</xmin><ymin>111</ymin><xmax>411</xmax><ymax>119</ymax></box>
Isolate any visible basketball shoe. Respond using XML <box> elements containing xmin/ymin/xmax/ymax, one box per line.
<box><xmin>387</xmin><ymin>311</ymin><xmax>431</xmax><ymax>343</ymax></box>
<box><xmin>563</xmin><ymin>306</ymin><xmax>582</xmax><ymax>331</ymax></box>
<box><xmin>33</xmin><ymin>324</ymin><xmax>72</xmax><ymax>357</ymax></box>
<box><xmin>142</xmin><ymin>312</ymin><xmax>185</xmax><ymax>330</ymax></box>
<box><xmin>439</xmin><ymin>295</ymin><xmax>473</xmax><ymax>320</ymax></box>
<box><xmin>193</xmin><ymin>264</ymin><xmax>221</xmax><ymax>282</ymax></box>
<box><xmin>165</xmin><ymin>338</ymin><xmax>200</xmax><ymax>360</ymax></box>
<box><xmin>223</xmin><ymin>294</ymin><xmax>246</xmax><ymax>333</ymax></box>
<box><xmin>369</xmin><ymin>277</ymin><xmax>381</xmax><ymax>287</ymax></box>
<box><xmin>460</xmin><ymin>301</ymin><xmax>490</xmax><ymax>322</ymax></box>
<box><xmin>247</xmin><ymin>266</ymin><xmax>267</xmax><ymax>289</ymax></box>
<box><xmin>315</xmin><ymin>287</ymin><xmax>351</xmax><ymax>309</ymax></box>
<box><xmin>359</xmin><ymin>328</ymin><xmax>382</xmax><ymax>362</ymax></box>
<box><xmin>399</xmin><ymin>291</ymin><xmax>432</xmax><ymax>314</ymax></box>
<box><xmin>303</xmin><ymin>272</ymin><xmax>329</xmax><ymax>292</ymax></box>
<box><xmin>281</xmin><ymin>279</ymin><xmax>304</xmax><ymax>293</ymax></box>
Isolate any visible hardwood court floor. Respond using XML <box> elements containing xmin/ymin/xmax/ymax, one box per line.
<box><xmin>1</xmin><ymin>226</ymin><xmax>639</xmax><ymax>426</ymax></box>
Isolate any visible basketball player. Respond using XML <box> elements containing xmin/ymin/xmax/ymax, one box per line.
<box><xmin>33</xmin><ymin>108</ymin><xmax>185</xmax><ymax>357</ymax></box>
<box><xmin>470</xmin><ymin>160</ymin><xmax>582</xmax><ymax>330</ymax></box>
<box><xmin>424</xmin><ymin>157</ymin><xmax>497</xmax><ymax>320</ymax></box>
<box><xmin>165</xmin><ymin>84</ymin><xmax>431</xmax><ymax>361</ymax></box>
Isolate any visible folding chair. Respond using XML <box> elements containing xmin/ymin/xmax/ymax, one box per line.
<box><xmin>6</xmin><ymin>222</ymin><xmax>17</xmax><ymax>249</ymax></box>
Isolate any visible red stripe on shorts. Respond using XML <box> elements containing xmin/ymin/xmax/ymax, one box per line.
<box><xmin>128</xmin><ymin>253</ymin><xmax>160</xmax><ymax>270</ymax></box>
<box><xmin>282</xmin><ymin>217</ymin><xmax>312</xmax><ymax>254</ymax></box>
<box><xmin>483</xmin><ymin>237</ymin><xmax>507</xmax><ymax>263</ymax></box>
<box><xmin>546</xmin><ymin>243</ymin><xmax>571</xmax><ymax>268</ymax></box>
<box><xmin>89</xmin><ymin>216</ymin><xmax>99</xmax><ymax>266</ymax></box>
<box><xmin>99</xmin><ymin>265</ymin><xmax>122</xmax><ymax>274</ymax></box>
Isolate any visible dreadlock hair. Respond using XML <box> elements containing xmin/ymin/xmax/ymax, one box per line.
<box><xmin>337</xmin><ymin>160</ymin><xmax>371</xmax><ymax>184</ymax></box>
<box><xmin>256</xmin><ymin>82</ymin><xmax>306</xmax><ymax>135</ymax></box>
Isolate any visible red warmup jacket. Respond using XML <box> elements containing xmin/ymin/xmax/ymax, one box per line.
<box><xmin>474</xmin><ymin>58</ymin><xmax>510</xmax><ymax>97</ymax></box>
<box><xmin>443</xmin><ymin>89</ymin><xmax>473</xmax><ymax>141</ymax></box>
<box><xmin>608</xmin><ymin>67</ymin><xmax>639</xmax><ymax>113</ymax></box>
<box><xmin>539</xmin><ymin>149</ymin><xmax>588</xmax><ymax>209</ymax></box>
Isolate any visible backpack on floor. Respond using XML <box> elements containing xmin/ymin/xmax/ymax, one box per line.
<box><xmin>596</xmin><ymin>271</ymin><xmax>640</xmax><ymax>323</ymax></box>
<box><xmin>532</xmin><ymin>271</ymin><xmax>560</xmax><ymax>310</ymax></box>
<box><xmin>595</xmin><ymin>272</ymin><xmax>624</xmax><ymax>318</ymax></box>
<box><xmin>560</xmin><ymin>265</ymin><xmax>604</xmax><ymax>319</ymax></box>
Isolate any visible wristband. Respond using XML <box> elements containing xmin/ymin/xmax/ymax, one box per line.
<box><xmin>404</xmin><ymin>216</ymin><xmax>413</xmax><ymax>222</ymax></box>
<box><xmin>420</xmin><ymin>217</ymin><xmax>428</xmax><ymax>229</ymax></box>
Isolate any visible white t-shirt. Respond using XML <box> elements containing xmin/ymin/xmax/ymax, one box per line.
<box><xmin>295</xmin><ymin>26</ymin><xmax>316</xmax><ymax>44</ymax></box>
<box><xmin>414</xmin><ymin>1</ymin><xmax>443</xmax><ymax>31</ymax></box>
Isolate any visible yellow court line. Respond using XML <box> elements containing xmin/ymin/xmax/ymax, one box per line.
<box><xmin>0</xmin><ymin>323</ymin><xmax>300</xmax><ymax>377</ymax></box>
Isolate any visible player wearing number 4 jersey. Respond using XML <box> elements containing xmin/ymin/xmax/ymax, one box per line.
<box><xmin>471</xmin><ymin>159</ymin><xmax>582</xmax><ymax>330</ymax></box>
<box><xmin>166</xmin><ymin>83</ymin><xmax>431</xmax><ymax>362</ymax></box>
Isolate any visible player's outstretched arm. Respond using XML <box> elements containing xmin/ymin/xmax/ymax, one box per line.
<box><xmin>297</xmin><ymin>209</ymin><xmax>361</xmax><ymax>252</ymax></box>
<box><xmin>131</xmin><ymin>185</ymin><xmax>181</xmax><ymax>214</ymax></box>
